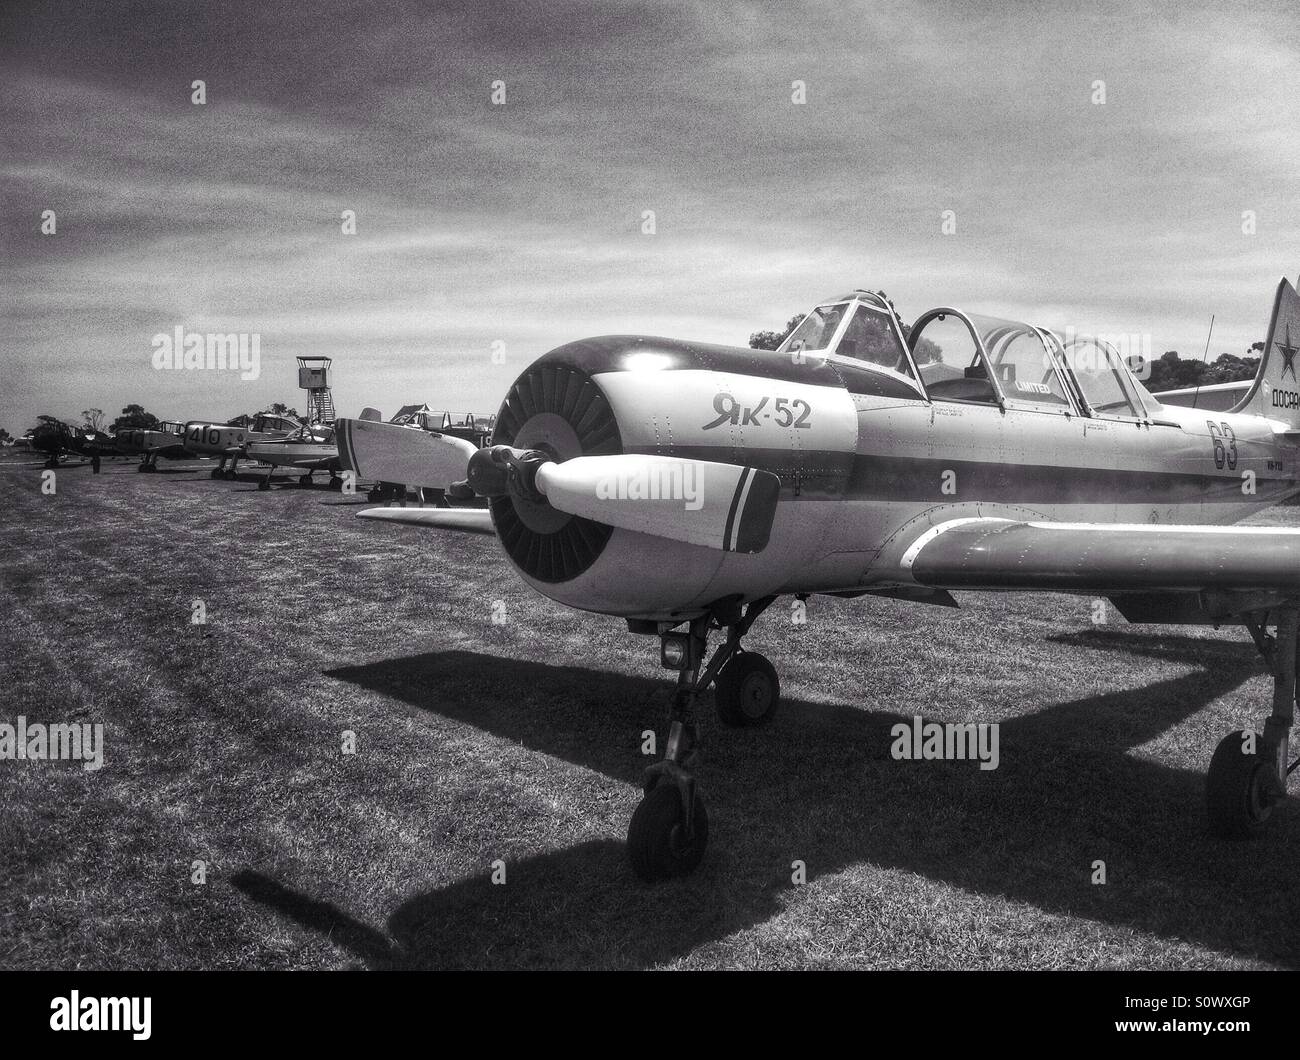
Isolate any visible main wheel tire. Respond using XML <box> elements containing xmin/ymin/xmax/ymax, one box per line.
<box><xmin>258</xmin><ymin>479</ymin><xmax>271</xmax><ymax>492</ymax></box>
<box><xmin>329</xmin><ymin>475</ymin><xmax>343</xmax><ymax>491</ymax></box>
<box><xmin>210</xmin><ymin>468</ymin><xmax>224</xmax><ymax>479</ymax></box>
<box><xmin>627</xmin><ymin>783</ymin><xmax>709</xmax><ymax>881</ymax></box>
<box><xmin>224</xmin><ymin>468</ymin><xmax>238</xmax><ymax>480</ymax></box>
<box><xmin>1207</xmin><ymin>729</ymin><xmax>1275</xmax><ymax>839</ymax></box>
<box><xmin>299</xmin><ymin>473</ymin><xmax>313</xmax><ymax>486</ymax></box>
<box><xmin>715</xmin><ymin>651</ymin><xmax>780</xmax><ymax>727</ymax></box>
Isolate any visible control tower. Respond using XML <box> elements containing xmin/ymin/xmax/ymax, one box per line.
<box><xmin>297</xmin><ymin>356</ymin><xmax>335</xmax><ymax>424</ymax></box>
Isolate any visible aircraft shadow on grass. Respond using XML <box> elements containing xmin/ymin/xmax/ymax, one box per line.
<box><xmin>233</xmin><ymin>631</ymin><xmax>1300</xmax><ymax>968</ymax></box>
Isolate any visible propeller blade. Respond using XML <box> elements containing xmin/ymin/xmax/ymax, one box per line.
<box><xmin>534</xmin><ymin>454</ymin><xmax>779</xmax><ymax>553</ymax></box>
<box><xmin>335</xmin><ymin>417</ymin><xmax>476</xmax><ymax>488</ymax></box>
<box><xmin>358</xmin><ymin>507</ymin><xmax>495</xmax><ymax>534</ymax></box>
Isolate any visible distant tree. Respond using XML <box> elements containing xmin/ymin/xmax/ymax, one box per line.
<box><xmin>81</xmin><ymin>408</ymin><xmax>105</xmax><ymax>432</ymax></box>
<box><xmin>0</xmin><ymin>428</ymin><xmax>11</xmax><ymax>444</ymax></box>
<box><xmin>264</xmin><ymin>402</ymin><xmax>300</xmax><ymax>419</ymax></box>
<box><xmin>1204</xmin><ymin>353</ymin><xmax>1260</xmax><ymax>384</ymax></box>
<box><xmin>1146</xmin><ymin>349</ymin><xmax>1260</xmax><ymax>392</ymax></box>
<box><xmin>112</xmin><ymin>404</ymin><xmax>160</xmax><ymax>431</ymax></box>
<box><xmin>749</xmin><ymin>315</ymin><xmax>804</xmax><ymax>351</ymax></box>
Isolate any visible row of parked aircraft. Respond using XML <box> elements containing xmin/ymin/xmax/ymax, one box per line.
<box><xmin>23</xmin><ymin>275</ymin><xmax>1300</xmax><ymax>882</ymax></box>
<box><xmin>29</xmin><ymin>408</ymin><xmax>496</xmax><ymax>499</ymax></box>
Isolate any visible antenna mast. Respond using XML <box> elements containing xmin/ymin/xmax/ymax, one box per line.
<box><xmin>1191</xmin><ymin>315</ymin><xmax>1214</xmax><ymax>409</ymax></box>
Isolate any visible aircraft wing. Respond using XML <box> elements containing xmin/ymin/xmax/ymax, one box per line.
<box><xmin>357</xmin><ymin>507</ymin><xmax>495</xmax><ymax>535</ymax></box>
<box><xmin>898</xmin><ymin>517</ymin><xmax>1300</xmax><ymax>594</ymax></box>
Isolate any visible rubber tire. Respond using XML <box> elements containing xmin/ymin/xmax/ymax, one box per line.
<box><xmin>224</xmin><ymin>468</ymin><xmax>238</xmax><ymax>480</ymax></box>
<box><xmin>299</xmin><ymin>473</ymin><xmax>313</xmax><ymax>486</ymax></box>
<box><xmin>329</xmin><ymin>476</ymin><xmax>343</xmax><ymax>491</ymax></box>
<box><xmin>715</xmin><ymin>651</ymin><xmax>780</xmax><ymax>727</ymax></box>
<box><xmin>1207</xmin><ymin>729</ymin><xmax>1274</xmax><ymax>839</ymax></box>
<box><xmin>258</xmin><ymin>479</ymin><xmax>270</xmax><ymax>492</ymax></box>
<box><xmin>627</xmin><ymin>783</ymin><xmax>709</xmax><ymax>881</ymax></box>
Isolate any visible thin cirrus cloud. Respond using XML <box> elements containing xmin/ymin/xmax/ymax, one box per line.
<box><xmin>1</xmin><ymin>0</ymin><xmax>1297</xmax><ymax>433</ymax></box>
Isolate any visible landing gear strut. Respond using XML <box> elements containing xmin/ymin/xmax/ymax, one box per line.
<box><xmin>627</xmin><ymin>596</ymin><xmax>777</xmax><ymax>881</ymax></box>
<box><xmin>1207</xmin><ymin>608</ymin><xmax>1298</xmax><ymax>837</ymax></box>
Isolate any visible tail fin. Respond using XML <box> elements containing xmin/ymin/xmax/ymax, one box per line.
<box><xmin>1229</xmin><ymin>276</ymin><xmax>1300</xmax><ymax>427</ymax></box>
<box><xmin>359</xmin><ymin>406</ymin><xmax>383</xmax><ymax>422</ymax></box>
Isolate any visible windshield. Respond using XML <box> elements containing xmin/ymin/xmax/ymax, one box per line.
<box><xmin>780</xmin><ymin>303</ymin><xmax>848</xmax><ymax>355</ymax></box>
<box><xmin>834</xmin><ymin>304</ymin><xmax>914</xmax><ymax>377</ymax></box>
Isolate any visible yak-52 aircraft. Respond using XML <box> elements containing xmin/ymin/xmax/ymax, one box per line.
<box><xmin>337</xmin><ymin>276</ymin><xmax>1300</xmax><ymax>882</ymax></box>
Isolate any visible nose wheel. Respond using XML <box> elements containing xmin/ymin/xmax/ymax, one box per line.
<box><xmin>628</xmin><ymin>596</ymin><xmax>777</xmax><ymax>882</ymax></box>
<box><xmin>628</xmin><ymin>779</ymin><xmax>709</xmax><ymax>880</ymax></box>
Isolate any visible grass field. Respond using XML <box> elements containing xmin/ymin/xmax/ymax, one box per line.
<box><xmin>2</xmin><ymin>450</ymin><xmax>1298</xmax><ymax>970</ymax></box>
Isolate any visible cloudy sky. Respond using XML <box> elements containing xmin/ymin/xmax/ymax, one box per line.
<box><xmin>2</xmin><ymin>0</ymin><xmax>1297</xmax><ymax>434</ymax></box>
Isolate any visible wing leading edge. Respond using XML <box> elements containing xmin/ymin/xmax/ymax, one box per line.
<box><xmin>901</xmin><ymin>517</ymin><xmax>1300</xmax><ymax>594</ymax></box>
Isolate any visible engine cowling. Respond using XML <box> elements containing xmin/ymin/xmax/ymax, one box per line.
<box><xmin>490</xmin><ymin>336</ymin><xmax>860</xmax><ymax>618</ymax></box>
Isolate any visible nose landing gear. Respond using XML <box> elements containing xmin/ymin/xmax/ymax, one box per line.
<box><xmin>627</xmin><ymin>595</ymin><xmax>777</xmax><ymax>881</ymax></box>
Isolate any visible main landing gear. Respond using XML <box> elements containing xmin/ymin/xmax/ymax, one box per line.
<box><xmin>627</xmin><ymin>596</ymin><xmax>778</xmax><ymax>882</ymax></box>
<box><xmin>1207</xmin><ymin>608</ymin><xmax>1298</xmax><ymax>838</ymax></box>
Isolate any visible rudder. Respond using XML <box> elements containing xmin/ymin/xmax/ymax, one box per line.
<box><xmin>1230</xmin><ymin>276</ymin><xmax>1300</xmax><ymax>427</ymax></box>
